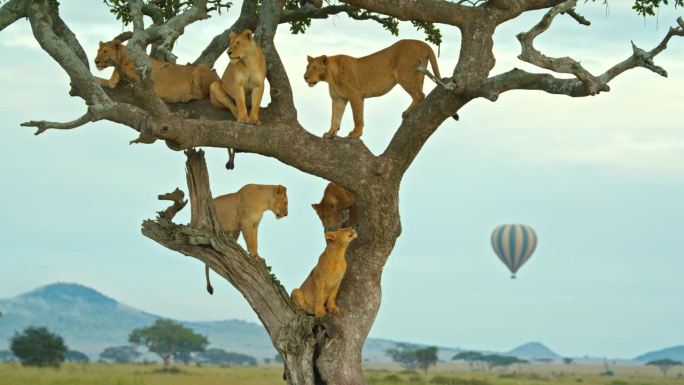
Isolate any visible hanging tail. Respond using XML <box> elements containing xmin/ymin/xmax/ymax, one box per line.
<box><xmin>205</xmin><ymin>265</ymin><xmax>214</xmax><ymax>294</ymax></box>
<box><xmin>426</xmin><ymin>46</ymin><xmax>441</xmax><ymax>80</ymax></box>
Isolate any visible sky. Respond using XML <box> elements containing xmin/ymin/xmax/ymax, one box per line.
<box><xmin>0</xmin><ymin>1</ymin><xmax>683</xmax><ymax>359</ymax></box>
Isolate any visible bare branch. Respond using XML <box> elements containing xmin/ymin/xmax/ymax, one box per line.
<box><xmin>516</xmin><ymin>0</ymin><xmax>608</xmax><ymax>95</ymax></box>
<box><xmin>0</xmin><ymin>0</ymin><xmax>25</xmax><ymax>32</ymax></box>
<box><xmin>564</xmin><ymin>8</ymin><xmax>590</xmax><ymax>25</ymax></box>
<box><xmin>26</xmin><ymin>1</ymin><xmax>111</xmax><ymax>107</ymax></box>
<box><xmin>21</xmin><ymin>111</ymin><xmax>93</xmax><ymax>136</ymax></box>
<box><xmin>156</xmin><ymin>188</ymin><xmax>187</xmax><ymax>221</ymax></box>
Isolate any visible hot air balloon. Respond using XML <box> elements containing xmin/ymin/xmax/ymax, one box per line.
<box><xmin>491</xmin><ymin>224</ymin><xmax>537</xmax><ymax>278</ymax></box>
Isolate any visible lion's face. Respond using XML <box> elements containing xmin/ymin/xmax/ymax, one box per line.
<box><xmin>304</xmin><ymin>55</ymin><xmax>328</xmax><ymax>87</ymax></box>
<box><xmin>312</xmin><ymin>199</ymin><xmax>347</xmax><ymax>232</ymax></box>
<box><xmin>94</xmin><ymin>40</ymin><xmax>123</xmax><ymax>70</ymax></box>
<box><xmin>228</xmin><ymin>29</ymin><xmax>255</xmax><ymax>62</ymax></box>
<box><xmin>324</xmin><ymin>227</ymin><xmax>357</xmax><ymax>244</ymax></box>
<box><xmin>271</xmin><ymin>185</ymin><xmax>289</xmax><ymax>219</ymax></box>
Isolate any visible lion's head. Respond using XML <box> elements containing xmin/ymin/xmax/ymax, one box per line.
<box><xmin>270</xmin><ymin>185</ymin><xmax>289</xmax><ymax>219</ymax></box>
<box><xmin>94</xmin><ymin>40</ymin><xmax>124</xmax><ymax>70</ymax></box>
<box><xmin>312</xmin><ymin>198</ymin><xmax>348</xmax><ymax>232</ymax></box>
<box><xmin>227</xmin><ymin>29</ymin><xmax>257</xmax><ymax>62</ymax></box>
<box><xmin>304</xmin><ymin>55</ymin><xmax>328</xmax><ymax>87</ymax></box>
<box><xmin>324</xmin><ymin>227</ymin><xmax>357</xmax><ymax>245</ymax></box>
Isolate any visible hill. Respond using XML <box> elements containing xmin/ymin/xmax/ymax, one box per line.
<box><xmin>507</xmin><ymin>342</ymin><xmax>561</xmax><ymax>360</ymax></box>
<box><xmin>634</xmin><ymin>346</ymin><xmax>684</xmax><ymax>362</ymax></box>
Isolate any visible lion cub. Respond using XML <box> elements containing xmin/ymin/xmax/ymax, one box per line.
<box><xmin>204</xmin><ymin>184</ymin><xmax>288</xmax><ymax>294</ymax></box>
<box><xmin>312</xmin><ymin>183</ymin><xmax>356</xmax><ymax>232</ymax></box>
<box><xmin>291</xmin><ymin>228</ymin><xmax>357</xmax><ymax>317</ymax></box>
<box><xmin>304</xmin><ymin>40</ymin><xmax>441</xmax><ymax>139</ymax></box>
<box><xmin>210</xmin><ymin>29</ymin><xmax>267</xmax><ymax>124</ymax></box>
<box><xmin>94</xmin><ymin>40</ymin><xmax>218</xmax><ymax>103</ymax></box>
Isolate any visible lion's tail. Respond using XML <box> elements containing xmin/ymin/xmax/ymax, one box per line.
<box><xmin>205</xmin><ymin>264</ymin><xmax>214</xmax><ymax>295</ymax></box>
<box><xmin>427</xmin><ymin>46</ymin><xmax>441</xmax><ymax>80</ymax></box>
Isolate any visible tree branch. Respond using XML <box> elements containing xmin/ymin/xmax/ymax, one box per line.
<box><xmin>156</xmin><ymin>188</ymin><xmax>187</xmax><ymax>221</ymax></box>
<box><xmin>516</xmin><ymin>0</ymin><xmax>608</xmax><ymax>95</ymax></box>
<box><xmin>0</xmin><ymin>0</ymin><xmax>25</xmax><ymax>32</ymax></box>
<box><xmin>338</xmin><ymin>0</ymin><xmax>474</xmax><ymax>28</ymax></box>
<box><xmin>21</xmin><ymin>111</ymin><xmax>94</xmax><ymax>136</ymax></box>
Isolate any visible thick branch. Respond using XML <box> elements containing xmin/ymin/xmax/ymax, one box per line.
<box><xmin>0</xmin><ymin>0</ymin><xmax>25</xmax><ymax>32</ymax></box>
<box><xmin>26</xmin><ymin>1</ymin><xmax>111</xmax><ymax>107</ymax></box>
<box><xmin>338</xmin><ymin>0</ymin><xmax>473</xmax><ymax>28</ymax></box>
<box><xmin>516</xmin><ymin>0</ymin><xmax>608</xmax><ymax>95</ymax></box>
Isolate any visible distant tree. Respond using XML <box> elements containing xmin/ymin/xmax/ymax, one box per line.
<box><xmin>99</xmin><ymin>345</ymin><xmax>141</xmax><ymax>364</ymax></box>
<box><xmin>414</xmin><ymin>347</ymin><xmax>438</xmax><ymax>373</ymax></box>
<box><xmin>65</xmin><ymin>350</ymin><xmax>90</xmax><ymax>363</ymax></box>
<box><xmin>386</xmin><ymin>344</ymin><xmax>438</xmax><ymax>373</ymax></box>
<box><xmin>196</xmin><ymin>348</ymin><xmax>257</xmax><ymax>366</ymax></box>
<box><xmin>274</xmin><ymin>354</ymin><xmax>284</xmax><ymax>364</ymax></box>
<box><xmin>452</xmin><ymin>351</ymin><xmax>485</xmax><ymax>371</ymax></box>
<box><xmin>10</xmin><ymin>327</ymin><xmax>67</xmax><ymax>367</ymax></box>
<box><xmin>535</xmin><ymin>357</ymin><xmax>554</xmax><ymax>364</ymax></box>
<box><xmin>563</xmin><ymin>357</ymin><xmax>574</xmax><ymax>365</ymax></box>
<box><xmin>481</xmin><ymin>354</ymin><xmax>528</xmax><ymax>372</ymax></box>
<box><xmin>264</xmin><ymin>358</ymin><xmax>272</xmax><ymax>364</ymax></box>
<box><xmin>647</xmin><ymin>359</ymin><xmax>683</xmax><ymax>377</ymax></box>
<box><xmin>129</xmin><ymin>319</ymin><xmax>208</xmax><ymax>368</ymax></box>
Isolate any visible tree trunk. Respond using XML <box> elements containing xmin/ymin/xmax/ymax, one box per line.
<box><xmin>163</xmin><ymin>355</ymin><xmax>171</xmax><ymax>368</ymax></box>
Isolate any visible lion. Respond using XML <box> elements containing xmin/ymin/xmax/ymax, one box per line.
<box><xmin>209</xmin><ymin>29</ymin><xmax>267</xmax><ymax>124</ymax></box>
<box><xmin>204</xmin><ymin>184</ymin><xmax>288</xmax><ymax>294</ymax></box>
<box><xmin>291</xmin><ymin>227</ymin><xmax>357</xmax><ymax>317</ymax></box>
<box><xmin>94</xmin><ymin>39</ymin><xmax>218</xmax><ymax>103</ymax></box>
<box><xmin>304</xmin><ymin>39</ymin><xmax>441</xmax><ymax>139</ymax></box>
<box><xmin>312</xmin><ymin>183</ymin><xmax>356</xmax><ymax>232</ymax></box>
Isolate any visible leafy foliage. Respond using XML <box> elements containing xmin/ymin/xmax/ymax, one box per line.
<box><xmin>10</xmin><ymin>327</ymin><xmax>67</xmax><ymax>368</ymax></box>
<box><xmin>386</xmin><ymin>343</ymin><xmax>438</xmax><ymax>373</ymax></box>
<box><xmin>102</xmin><ymin>0</ymin><xmax>233</xmax><ymax>25</ymax></box>
<box><xmin>646</xmin><ymin>358</ymin><xmax>683</xmax><ymax>376</ymax></box>
<box><xmin>129</xmin><ymin>319</ymin><xmax>208</xmax><ymax>366</ymax></box>
<box><xmin>196</xmin><ymin>348</ymin><xmax>258</xmax><ymax>365</ymax></box>
<box><xmin>99</xmin><ymin>345</ymin><xmax>141</xmax><ymax>363</ymax></box>
<box><xmin>65</xmin><ymin>350</ymin><xmax>90</xmax><ymax>363</ymax></box>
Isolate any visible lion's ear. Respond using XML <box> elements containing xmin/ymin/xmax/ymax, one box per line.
<box><xmin>112</xmin><ymin>40</ymin><xmax>122</xmax><ymax>50</ymax></box>
<box><xmin>99</xmin><ymin>41</ymin><xmax>104</xmax><ymax>47</ymax></box>
<box><xmin>229</xmin><ymin>32</ymin><xmax>237</xmax><ymax>41</ymax></box>
<box><xmin>322</xmin><ymin>55</ymin><xmax>328</xmax><ymax>65</ymax></box>
<box><xmin>243</xmin><ymin>29</ymin><xmax>253</xmax><ymax>40</ymax></box>
<box><xmin>307</xmin><ymin>55</ymin><xmax>314</xmax><ymax>64</ymax></box>
<box><xmin>324</xmin><ymin>231</ymin><xmax>337</xmax><ymax>241</ymax></box>
<box><xmin>275</xmin><ymin>185</ymin><xmax>286</xmax><ymax>195</ymax></box>
<box><xmin>312</xmin><ymin>203</ymin><xmax>321</xmax><ymax>213</ymax></box>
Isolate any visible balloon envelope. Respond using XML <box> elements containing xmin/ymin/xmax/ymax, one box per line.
<box><xmin>491</xmin><ymin>224</ymin><xmax>537</xmax><ymax>278</ymax></box>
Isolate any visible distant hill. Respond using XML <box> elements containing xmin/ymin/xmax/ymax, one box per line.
<box><xmin>507</xmin><ymin>342</ymin><xmax>561</xmax><ymax>360</ymax></box>
<box><xmin>634</xmin><ymin>346</ymin><xmax>684</xmax><ymax>362</ymax></box>
<box><xmin>0</xmin><ymin>283</ymin><xmax>459</xmax><ymax>362</ymax></box>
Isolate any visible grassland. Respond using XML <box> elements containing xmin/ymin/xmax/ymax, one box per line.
<box><xmin>0</xmin><ymin>363</ymin><xmax>681</xmax><ymax>385</ymax></box>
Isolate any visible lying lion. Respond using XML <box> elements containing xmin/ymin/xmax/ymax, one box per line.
<box><xmin>204</xmin><ymin>184</ymin><xmax>288</xmax><ymax>294</ymax></box>
<box><xmin>291</xmin><ymin>227</ymin><xmax>357</xmax><ymax>317</ymax></box>
<box><xmin>304</xmin><ymin>39</ymin><xmax>441</xmax><ymax>139</ymax></box>
<box><xmin>94</xmin><ymin>39</ymin><xmax>218</xmax><ymax>103</ymax></box>
<box><xmin>312</xmin><ymin>183</ymin><xmax>356</xmax><ymax>232</ymax></box>
<box><xmin>210</xmin><ymin>29</ymin><xmax>267</xmax><ymax>124</ymax></box>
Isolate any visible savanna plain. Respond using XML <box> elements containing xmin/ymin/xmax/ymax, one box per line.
<box><xmin>0</xmin><ymin>363</ymin><xmax>681</xmax><ymax>385</ymax></box>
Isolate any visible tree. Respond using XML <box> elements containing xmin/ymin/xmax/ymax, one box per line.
<box><xmin>129</xmin><ymin>319</ymin><xmax>208</xmax><ymax>368</ymax></box>
<box><xmin>99</xmin><ymin>345</ymin><xmax>141</xmax><ymax>363</ymax></box>
<box><xmin>480</xmin><ymin>354</ymin><xmax>527</xmax><ymax>372</ymax></box>
<box><xmin>452</xmin><ymin>351</ymin><xmax>486</xmax><ymax>371</ymax></box>
<box><xmin>563</xmin><ymin>357</ymin><xmax>574</xmax><ymax>365</ymax></box>
<box><xmin>386</xmin><ymin>343</ymin><xmax>438</xmax><ymax>373</ymax></box>
<box><xmin>647</xmin><ymin>359</ymin><xmax>683</xmax><ymax>377</ymax></box>
<box><xmin>197</xmin><ymin>348</ymin><xmax>258</xmax><ymax>366</ymax></box>
<box><xmin>10</xmin><ymin>326</ymin><xmax>67</xmax><ymax>367</ymax></box>
<box><xmin>65</xmin><ymin>350</ymin><xmax>90</xmax><ymax>363</ymax></box>
<box><xmin>0</xmin><ymin>0</ymin><xmax>682</xmax><ymax>383</ymax></box>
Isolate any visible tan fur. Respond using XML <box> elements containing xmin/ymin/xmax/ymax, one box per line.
<box><xmin>210</xmin><ymin>29</ymin><xmax>267</xmax><ymax>124</ymax></box>
<box><xmin>291</xmin><ymin>228</ymin><xmax>357</xmax><ymax>317</ymax></box>
<box><xmin>312</xmin><ymin>183</ymin><xmax>356</xmax><ymax>232</ymax></box>
<box><xmin>204</xmin><ymin>184</ymin><xmax>288</xmax><ymax>294</ymax></box>
<box><xmin>94</xmin><ymin>40</ymin><xmax>218</xmax><ymax>103</ymax></box>
<box><xmin>304</xmin><ymin>39</ymin><xmax>441</xmax><ymax>139</ymax></box>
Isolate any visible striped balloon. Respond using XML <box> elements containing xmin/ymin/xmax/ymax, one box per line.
<box><xmin>490</xmin><ymin>224</ymin><xmax>538</xmax><ymax>279</ymax></box>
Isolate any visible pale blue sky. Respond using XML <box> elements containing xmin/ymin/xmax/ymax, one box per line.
<box><xmin>0</xmin><ymin>1</ymin><xmax>683</xmax><ymax>359</ymax></box>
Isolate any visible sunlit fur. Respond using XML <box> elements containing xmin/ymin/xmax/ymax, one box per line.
<box><xmin>291</xmin><ymin>228</ymin><xmax>357</xmax><ymax>317</ymax></box>
<box><xmin>304</xmin><ymin>40</ymin><xmax>441</xmax><ymax>139</ymax></box>
<box><xmin>94</xmin><ymin>39</ymin><xmax>218</xmax><ymax>103</ymax></box>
